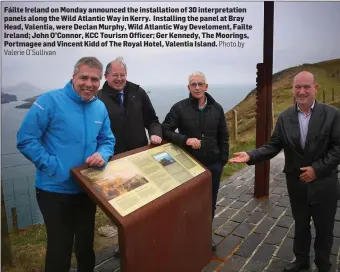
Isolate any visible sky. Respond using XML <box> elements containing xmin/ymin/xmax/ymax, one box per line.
<box><xmin>2</xmin><ymin>1</ymin><xmax>340</xmax><ymax>91</ymax></box>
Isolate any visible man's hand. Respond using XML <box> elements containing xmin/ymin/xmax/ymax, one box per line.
<box><xmin>186</xmin><ymin>138</ymin><xmax>201</xmax><ymax>149</ymax></box>
<box><xmin>300</xmin><ymin>167</ymin><xmax>316</xmax><ymax>182</ymax></box>
<box><xmin>150</xmin><ymin>135</ymin><xmax>162</xmax><ymax>145</ymax></box>
<box><xmin>229</xmin><ymin>152</ymin><xmax>250</xmax><ymax>164</ymax></box>
<box><xmin>86</xmin><ymin>152</ymin><xmax>105</xmax><ymax>168</ymax></box>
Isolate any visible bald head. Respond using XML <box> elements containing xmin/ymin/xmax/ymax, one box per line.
<box><xmin>293</xmin><ymin>71</ymin><xmax>316</xmax><ymax>85</ymax></box>
<box><xmin>293</xmin><ymin>71</ymin><xmax>318</xmax><ymax>112</ymax></box>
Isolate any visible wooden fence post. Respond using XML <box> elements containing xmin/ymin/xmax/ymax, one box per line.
<box><xmin>232</xmin><ymin>110</ymin><xmax>238</xmax><ymax>145</ymax></box>
<box><xmin>323</xmin><ymin>89</ymin><xmax>325</xmax><ymax>103</ymax></box>
<box><xmin>11</xmin><ymin>208</ymin><xmax>18</xmax><ymax>234</ymax></box>
<box><xmin>1</xmin><ymin>184</ymin><xmax>13</xmax><ymax>267</ymax></box>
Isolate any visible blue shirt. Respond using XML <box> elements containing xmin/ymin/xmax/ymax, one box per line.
<box><xmin>297</xmin><ymin>101</ymin><xmax>315</xmax><ymax>149</ymax></box>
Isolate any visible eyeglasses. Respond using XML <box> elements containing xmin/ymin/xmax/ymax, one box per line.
<box><xmin>111</xmin><ymin>74</ymin><xmax>126</xmax><ymax>79</ymax></box>
<box><xmin>189</xmin><ymin>82</ymin><xmax>205</xmax><ymax>88</ymax></box>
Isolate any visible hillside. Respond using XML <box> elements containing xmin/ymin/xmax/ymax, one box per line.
<box><xmin>15</xmin><ymin>95</ymin><xmax>40</xmax><ymax>109</ymax></box>
<box><xmin>225</xmin><ymin>58</ymin><xmax>340</xmax><ymax>143</ymax></box>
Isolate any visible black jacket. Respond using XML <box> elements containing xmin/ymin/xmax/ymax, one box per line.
<box><xmin>162</xmin><ymin>93</ymin><xmax>229</xmax><ymax>167</ymax></box>
<box><xmin>247</xmin><ymin>101</ymin><xmax>340</xmax><ymax>202</ymax></box>
<box><xmin>97</xmin><ymin>81</ymin><xmax>162</xmax><ymax>155</ymax></box>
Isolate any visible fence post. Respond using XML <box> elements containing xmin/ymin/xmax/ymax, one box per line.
<box><xmin>232</xmin><ymin>110</ymin><xmax>237</xmax><ymax>145</ymax></box>
<box><xmin>323</xmin><ymin>89</ymin><xmax>325</xmax><ymax>103</ymax></box>
<box><xmin>11</xmin><ymin>208</ymin><xmax>18</xmax><ymax>234</ymax></box>
<box><xmin>1</xmin><ymin>184</ymin><xmax>13</xmax><ymax>267</ymax></box>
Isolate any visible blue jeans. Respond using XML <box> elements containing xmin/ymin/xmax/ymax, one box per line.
<box><xmin>206</xmin><ymin>161</ymin><xmax>224</xmax><ymax>219</ymax></box>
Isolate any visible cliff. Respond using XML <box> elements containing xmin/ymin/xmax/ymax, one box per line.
<box><xmin>1</xmin><ymin>92</ymin><xmax>18</xmax><ymax>104</ymax></box>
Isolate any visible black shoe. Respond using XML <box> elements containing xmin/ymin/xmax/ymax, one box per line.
<box><xmin>113</xmin><ymin>247</ymin><xmax>120</xmax><ymax>258</ymax></box>
<box><xmin>283</xmin><ymin>260</ymin><xmax>310</xmax><ymax>272</ymax></box>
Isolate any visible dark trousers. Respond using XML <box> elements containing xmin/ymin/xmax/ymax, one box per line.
<box><xmin>36</xmin><ymin>188</ymin><xmax>97</xmax><ymax>272</ymax></box>
<box><xmin>207</xmin><ymin>161</ymin><xmax>223</xmax><ymax>219</ymax></box>
<box><xmin>289</xmin><ymin>185</ymin><xmax>337</xmax><ymax>272</ymax></box>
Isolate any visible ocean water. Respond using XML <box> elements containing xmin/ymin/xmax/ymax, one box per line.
<box><xmin>1</xmin><ymin>83</ymin><xmax>254</xmax><ymax>229</ymax></box>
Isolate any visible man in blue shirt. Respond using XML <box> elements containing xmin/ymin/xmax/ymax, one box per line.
<box><xmin>17</xmin><ymin>56</ymin><xmax>116</xmax><ymax>272</ymax></box>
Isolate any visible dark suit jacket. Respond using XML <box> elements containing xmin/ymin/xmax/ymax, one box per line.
<box><xmin>246</xmin><ymin>101</ymin><xmax>340</xmax><ymax>202</ymax></box>
<box><xmin>97</xmin><ymin>81</ymin><xmax>162</xmax><ymax>155</ymax></box>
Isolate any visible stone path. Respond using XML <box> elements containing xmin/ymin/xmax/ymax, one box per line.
<box><xmin>93</xmin><ymin>153</ymin><xmax>340</xmax><ymax>272</ymax></box>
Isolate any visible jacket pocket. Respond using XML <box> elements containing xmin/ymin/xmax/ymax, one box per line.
<box><xmin>41</xmin><ymin>155</ymin><xmax>63</xmax><ymax>181</ymax></box>
<box><xmin>47</xmin><ymin>155</ymin><xmax>58</xmax><ymax>176</ymax></box>
<box><xmin>202</xmin><ymin>138</ymin><xmax>220</xmax><ymax>161</ymax></box>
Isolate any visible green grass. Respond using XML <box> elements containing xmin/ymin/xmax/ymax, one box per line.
<box><xmin>330</xmin><ymin>100</ymin><xmax>340</xmax><ymax>109</ymax></box>
<box><xmin>221</xmin><ymin>138</ymin><xmax>256</xmax><ymax>181</ymax></box>
<box><xmin>2</xmin><ymin>209</ymin><xmax>113</xmax><ymax>272</ymax></box>
<box><xmin>226</xmin><ymin>58</ymin><xmax>340</xmax><ymax>142</ymax></box>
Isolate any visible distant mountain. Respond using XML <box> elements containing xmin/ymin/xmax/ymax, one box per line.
<box><xmin>1</xmin><ymin>92</ymin><xmax>18</xmax><ymax>104</ymax></box>
<box><xmin>2</xmin><ymin>82</ymin><xmax>44</xmax><ymax>94</ymax></box>
<box><xmin>2</xmin><ymin>82</ymin><xmax>45</xmax><ymax>102</ymax></box>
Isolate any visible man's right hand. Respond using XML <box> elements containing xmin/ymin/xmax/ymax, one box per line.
<box><xmin>229</xmin><ymin>152</ymin><xmax>250</xmax><ymax>163</ymax></box>
<box><xmin>186</xmin><ymin>138</ymin><xmax>201</xmax><ymax>149</ymax></box>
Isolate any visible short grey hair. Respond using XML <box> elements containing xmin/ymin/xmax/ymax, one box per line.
<box><xmin>188</xmin><ymin>71</ymin><xmax>206</xmax><ymax>84</ymax></box>
<box><xmin>73</xmin><ymin>57</ymin><xmax>103</xmax><ymax>78</ymax></box>
<box><xmin>105</xmin><ymin>56</ymin><xmax>127</xmax><ymax>74</ymax></box>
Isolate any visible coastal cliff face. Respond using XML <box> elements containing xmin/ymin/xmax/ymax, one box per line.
<box><xmin>15</xmin><ymin>95</ymin><xmax>40</xmax><ymax>109</ymax></box>
<box><xmin>1</xmin><ymin>92</ymin><xmax>18</xmax><ymax>104</ymax></box>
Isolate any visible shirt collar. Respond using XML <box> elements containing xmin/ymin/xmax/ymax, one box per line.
<box><xmin>199</xmin><ymin>95</ymin><xmax>207</xmax><ymax>110</ymax></box>
<box><xmin>297</xmin><ymin>100</ymin><xmax>315</xmax><ymax>113</ymax></box>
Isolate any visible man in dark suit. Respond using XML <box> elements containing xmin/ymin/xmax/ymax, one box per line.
<box><xmin>97</xmin><ymin>57</ymin><xmax>163</xmax><ymax>257</ymax></box>
<box><xmin>97</xmin><ymin>56</ymin><xmax>162</xmax><ymax>155</ymax></box>
<box><xmin>229</xmin><ymin>71</ymin><xmax>340</xmax><ymax>272</ymax></box>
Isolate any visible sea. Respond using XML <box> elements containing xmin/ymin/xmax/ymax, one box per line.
<box><xmin>1</xmin><ymin>83</ymin><xmax>254</xmax><ymax>230</ymax></box>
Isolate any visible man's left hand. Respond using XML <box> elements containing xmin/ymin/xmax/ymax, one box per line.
<box><xmin>300</xmin><ymin>166</ymin><xmax>316</xmax><ymax>182</ymax></box>
<box><xmin>86</xmin><ymin>152</ymin><xmax>105</xmax><ymax>168</ymax></box>
<box><xmin>150</xmin><ymin>135</ymin><xmax>162</xmax><ymax>145</ymax></box>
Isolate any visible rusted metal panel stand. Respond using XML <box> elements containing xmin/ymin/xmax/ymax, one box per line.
<box><xmin>72</xmin><ymin>144</ymin><xmax>212</xmax><ymax>272</ymax></box>
<box><xmin>254</xmin><ymin>1</ymin><xmax>274</xmax><ymax>198</ymax></box>
<box><xmin>255</xmin><ymin>63</ymin><xmax>269</xmax><ymax>198</ymax></box>
<box><xmin>119</xmin><ymin>166</ymin><xmax>212</xmax><ymax>272</ymax></box>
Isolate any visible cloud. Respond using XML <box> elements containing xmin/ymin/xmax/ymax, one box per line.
<box><xmin>2</xmin><ymin>1</ymin><xmax>340</xmax><ymax>90</ymax></box>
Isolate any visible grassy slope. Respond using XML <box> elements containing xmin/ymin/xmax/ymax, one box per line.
<box><xmin>3</xmin><ymin>59</ymin><xmax>340</xmax><ymax>272</ymax></box>
<box><xmin>225</xmin><ymin>58</ymin><xmax>340</xmax><ymax>144</ymax></box>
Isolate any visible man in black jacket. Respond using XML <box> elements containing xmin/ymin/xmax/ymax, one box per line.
<box><xmin>229</xmin><ymin>71</ymin><xmax>340</xmax><ymax>272</ymax></box>
<box><xmin>97</xmin><ymin>57</ymin><xmax>162</xmax><ymax>155</ymax></box>
<box><xmin>162</xmin><ymin>71</ymin><xmax>230</xmax><ymax>250</ymax></box>
<box><xmin>97</xmin><ymin>57</ymin><xmax>162</xmax><ymax>257</ymax></box>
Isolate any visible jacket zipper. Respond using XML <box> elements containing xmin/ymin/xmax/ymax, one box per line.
<box><xmin>83</xmin><ymin>104</ymin><xmax>87</xmax><ymax>161</ymax></box>
<box><xmin>199</xmin><ymin>109</ymin><xmax>205</xmax><ymax>154</ymax></box>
